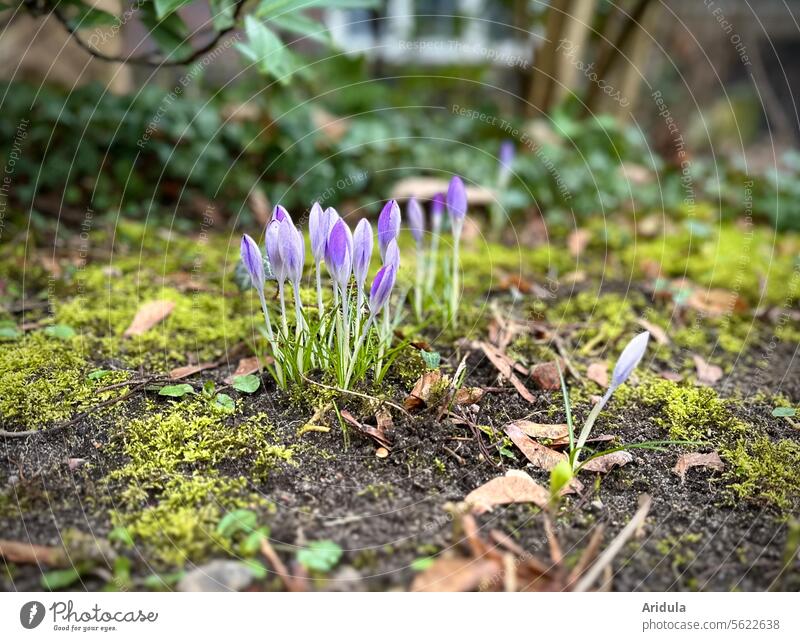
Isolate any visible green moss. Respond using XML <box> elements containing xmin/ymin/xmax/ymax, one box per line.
<box><xmin>549</xmin><ymin>292</ymin><xmax>641</xmax><ymax>353</ymax></box>
<box><xmin>0</xmin><ymin>333</ymin><xmax>129</xmax><ymax>430</ymax></box>
<box><xmin>106</xmin><ymin>402</ymin><xmax>292</xmax><ymax>566</ymax></box>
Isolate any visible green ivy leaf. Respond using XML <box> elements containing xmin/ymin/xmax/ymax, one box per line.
<box><xmin>236</xmin><ymin>15</ymin><xmax>297</xmax><ymax>82</ymax></box>
<box><xmin>232</xmin><ymin>374</ymin><xmax>261</xmax><ymax>394</ymax></box>
<box><xmin>216</xmin><ymin>509</ymin><xmax>258</xmax><ymax>539</ymax></box>
<box><xmin>41</xmin><ymin>566</ymin><xmax>85</xmax><ymax>590</ymax></box>
<box><xmin>242</xmin><ymin>559</ymin><xmax>268</xmax><ymax>579</ymax></box>
<box><xmin>87</xmin><ymin>369</ymin><xmax>111</xmax><ymax>381</ymax></box>
<box><xmin>214</xmin><ymin>393</ymin><xmax>236</xmax><ymax>412</ymax></box>
<box><xmin>154</xmin><ymin>0</ymin><xmax>194</xmax><ymax>19</ymax></box>
<box><xmin>0</xmin><ymin>325</ymin><xmax>21</xmax><ymax>341</ymax></box>
<box><xmin>241</xmin><ymin>527</ymin><xmax>270</xmax><ymax>555</ymax></box>
<box><xmin>44</xmin><ymin>324</ymin><xmax>76</xmax><ymax>340</ymax></box>
<box><xmin>209</xmin><ymin>0</ymin><xmax>238</xmax><ymax>30</ymax></box>
<box><xmin>67</xmin><ymin>6</ymin><xmax>118</xmax><ymax>29</ymax></box>
<box><xmin>420</xmin><ymin>350</ymin><xmax>441</xmax><ymax>370</ymax></box>
<box><xmin>296</xmin><ymin>540</ymin><xmax>342</xmax><ymax>573</ymax></box>
<box><xmin>108</xmin><ymin>526</ymin><xmax>134</xmax><ymax>548</ymax></box>
<box><xmin>158</xmin><ymin>383</ymin><xmax>195</xmax><ymax>398</ymax></box>
<box><xmin>772</xmin><ymin>407</ymin><xmax>797</xmax><ymax>417</ymax></box>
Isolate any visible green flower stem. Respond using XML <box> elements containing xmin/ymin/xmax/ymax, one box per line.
<box><xmin>344</xmin><ymin>315</ymin><xmax>374</xmax><ymax>388</ymax></box>
<box><xmin>414</xmin><ymin>247</ymin><xmax>424</xmax><ymax>320</ymax></box>
<box><xmin>425</xmin><ymin>231</ymin><xmax>440</xmax><ymax>296</ymax></box>
<box><xmin>572</xmin><ymin>386</ymin><xmax>615</xmax><ymax>470</ymax></box>
<box><xmin>450</xmin><ymin>237</ymin><xmax>460</xmax><ymax>326</ymax></box>
<box><xmin>315</xmin><ymin>263</ymin><xmax>324</xmax><ymax>318</ymax></box>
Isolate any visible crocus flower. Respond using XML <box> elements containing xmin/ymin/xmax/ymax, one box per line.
<box><xmin>377</xmin><ymin>200</ymin><xmax>401</xmax><ymax>260</ymax></box>
<box><xmin>278</xmin><ymin>217</ymin><xmax>305</xmax><ymax>286</ymax></box>
<box><xmin>369</xmin><ymin>264</ymin><xmax>396</xmax><ymax>316</ymax></box>
<box><xmin>352</xmin><ymin>218</ymin><xmax>373</xmax><ymax>291</ymax></box>
<box><xmin>610</xmin><ymin>331</ymin><xmax>650</xmax><ymax>390</ymax></box>
<box><xmin>265</xmin><ymin>218</ymin><xmax>285</xmax><ymax>285</ymax></box>
<box><xmin>407</xmin><ymin>197</ymin><xmax>424</xmax><ymax>245</ymax></box>
<box><xmin>384</xmin><ymin>238</ymin><xmax>400</xmax><ymax>270</ymax></box>
<box><xmin>447</xmin><ymin>176</ymin><xmax>467</xmax><ymax>223</ymax></box>
<box><xmin>273</xmin><ymin>204</ymin><xmax>290</xmax><ymax>223</ymax></box>
<box><xmin>326</xmin><ymin>218</ymin><xmax>353</xmax><ymax>288</ymax></box>
<box><xmin>499</xmin><ymin>140</ymin><xmax>515</xmax><ymax>170</ymax></box>
<box><xmin>309</xmin><ymin>202</ymin><xmax>328</xmax><ymax>264</ymax></box>
<box><xmin>431</xmin><ymin>192</ymin><xmax>445</xmax><ymax>233</ymax></box>
<box><xmin>240</xmin><ymin>234</ymin><xmax>264</xmax><ymax>294</ymax></box>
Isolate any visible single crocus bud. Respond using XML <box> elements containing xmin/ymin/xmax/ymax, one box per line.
<box><xmin>377</xmin><ymin>200</ymin><xmax>401</xmax><ymax>260</ymax></box>
<box><xmin>326</xmin><ymin>218</ymin><xmax>353</xmax><ymax>288</ymax></box>
<box><xmin>407</xmin><ymin>197</ymin><xmax>424</xmax><ymax>245</ymax></box>
<box><xmin>352</xmin><ymin>218</ymin><xmax>373</xmax><ymax>290</ymax></box>
<box><xmin>309</xmin><ymin>202</ymin><xmax>327</xmax><ymax>264</ymax></box>
<box><xmin>369</xmin><ymin>264</ymin><xmax>396</xmax><ymax>316</ymax></box>
<box><xmin>279</xmin><ymin>217</ymin><xmax>305</xmax><ymax>285</ymax></box>
<box><xmin>499</xmin><ymin>140</ymin><xmax>515</xmax><ymax>169</ymax></box>
<box><xmin>384</xmin><ymin>238</ymin><xmax>400</xmax><ymax>270</ymax></box>
<box><xmin>273</xmin><ymin>204</ymin><xmax>290</xmax><ymax>223</ymax></box>
<box><xmin>447</xmin><ymin>176</ymin><xmax>467</xmax><ymax>221</ymax></box>
<box><xmin>240</xmin><ymin>234</ymin><xmax>265</xmax><ymax>294</ymax></box>
<box><xmin>610</xmin><ymin>331</ymin><xmax>650</xmax><ymax>390</ymax></box>
<box><xmin>265</xmin><ymin>219</ymin><xmax>286</xmax><ymax>285</ymax></box>
<box><xmin>431</xmin><ymin>192</ymin><xmax>445</xmax><ymax>233</ymax></box>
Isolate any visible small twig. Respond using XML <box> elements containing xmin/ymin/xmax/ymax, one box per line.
<box><xmin>442</xmin><ymin>445</ymin><xmax>466</xmax><ymax>466</ymax></box>
<box><xmin>301</xmin><ymin>375</ymin><xmax>411</xmax><ymax>417</ymax></box>
<box><xmin>260</xmin><ymin>538</ymin><xmax>302</xmax><ymax>592</ymax></box>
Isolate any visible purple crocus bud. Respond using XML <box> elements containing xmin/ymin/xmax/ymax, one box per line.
<box><xmin>326</xmin><ymin>218</ymin><xmax>353</xmax><ymax>288</ymax></box>
<box><xmin>272</xmin><ymin>204</ymin><xmax>290</xmax><ymax>223</ymax></box>
<box><xmin>369</xmin><ymin>264</ymin><xmax>396</xmax><ymax>316</ymax></box>
<box><xmin>352</xmin><ymin>218</ymin><xmax>373</xmax><ymax>289</ymax></box>
<box><xmin>431</xmin><ymin>192</ymin><xmax>445</xmax><ymax>233</ymax></box>
<box><xmin>610</xmin><ymin>331</ymin><xmax>650</xmax><ymax>389</ymax></box>
<box><xmin>499</xmin><ymin>140</ymin><xmax>515</xmax><ymax>169</ymax></box>
<box><xmin>407</xmin><ymin>197</ymin><xmax>424</xmax><ymax>245</ymax></box>
<box><xmin>240</xmin><ymin>234</ymin><xmax>265</xmax><ymax>293</ymax></box>
<box><xmin>309</xmin><ymin>202</ymin><xmax>327</xmax><ymax>263</ymax></box>
<box><xmin>278</xmin><ymin>218</ymin><xmax>305</xmax><ymax>285</ymax></box>
<box><xmin>265</xmin><ymin>219</ymin><xmax>286</xmax><ymax>284</ymax></box>
<box><xmin>377</xmin><ymin>200</ymin><xmax>401</xmax><ymax>260</ymax></box>
<box><xmin>447</xmin><ymin>176</ymin><xmax>467</xmax><ymax>220</ymax></box>
<box><xmin>384</xmin><ymin>238</ymin><xmax>400</xmax><ymax>270</ymax></box>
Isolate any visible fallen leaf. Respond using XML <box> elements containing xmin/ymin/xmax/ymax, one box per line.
<box><xmin>375</xmin><ymin>408</ymin><xmax>393</xmax><ymax>434</ymax></box>
<box><xmin>504</xmin><ymin>422</ymin><xmax>566</xmax><ymax>471</ymax></box>
<box><xmin>529</xmin><ymin>360</ymin><xmax>563</xmax><ymax>391</ymax></box>
<box><xmin>0</xmin><ymin>539</ymin><xmax>67</xmax><ymax>567</ymax></box>
<box><xmin>567</xmin><ymin>229</ymin><xmax>589</xmax><ymax>258</ymax></box>
<box><xmin>123</xmin><ymin>300</ymin><xmax>175</xmax><ymax>337</ymax></box>
<box><xmin>223</xmin><ymin>356</ymin><xmax>266</xmax><ymax>384</ymax></box>
<box><xmin>510</xmin><ymin>421</ymin><xmax>569</xmax><ymax>441</ymax></box>
<box><xmin>341</xmin><ymin>410</ymin><xmax>391</xmax><ymax>449</ymax></box>
<box><xmin>411</xmin><ymin>557</ymin><xmax>501</xmax><ymax>592</ymax></box>
<box><xmin>464</xmin><ymin>470</ymin><xmax>550</xmax><ymax>514</ymax></box>
<box><xmin>586</xmin><ymin>362</ymin><xmax>609</xmax><ymax>388</ymax></box>
<box><xmin>581</xmin><ymin>451</ymin><xmax>633</xmax><ymax>473</ymax></box>
<box><xmin>673</xmin><ymin>451</ymin><xmax>724</xmax><ymax>482</ymax></box>
<box><xmin>687</xmin><ymin>287</ymin><xmax>747</xmax><ymax>316</ymax></box>
<box><xmin>637</xmin><ymin>318</ymin><xmax>670</xmax><ymax>345</ymax></box>
<box><xmin>404</xmin><ymin>370</ymin><xmax>445</xmax><ymax>411</ymax></box>
<box><xmin>170</xmin><ymin>362</ymin><xmax>217</xmax><ymax>380</ymax></box>
<box><xmin>693</xmin><ymin>355</ymin><xmax>723</xmax><ymax>385</ymax></box>
<box><xmin>454</xmin><ymin>387</ymin><xmax>485</xmax><ymax>405</ymax></box>
<box><xmin>660</xmin><ymin>370</ymin><xmax>683</xmax><ymax>382</ymax></box>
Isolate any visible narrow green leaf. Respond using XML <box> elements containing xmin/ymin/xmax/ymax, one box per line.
<box><xmin>41</xmin><ymin>566</ymin><xmax>84</xmax><ymax>590</ymax></box>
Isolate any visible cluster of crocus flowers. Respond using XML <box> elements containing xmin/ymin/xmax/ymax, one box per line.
<box><xmin>240</xmin><ymin>202</ymin><xmax>399</xmax><ymax>390</ymax></box>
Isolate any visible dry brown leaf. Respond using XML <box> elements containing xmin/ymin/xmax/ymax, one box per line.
<box><xmin>479</xmin><ymin>342</ymin><xmax>535</xmax><ymax>403</ymax></box>
<box><xmin>567</xmin><ymin>229</ymin><xmax>590</xmax><ymax>258</ymax></box>
<box><xmin>454</xmin><ymin>387</ymin><xmax>485</xmax><ymax>405</ymax></box>
<box><xmin>511</xmin><ymin>421</ymin><xmax>569</xmax><ymax>441</ymax></box>
<box><xmin>0</xmin><ymin>539</ymin><xmax>67</xmax><ymax>567</ymax></box>
<box><xmin>404</xmin><ymin>370</ymin><xmax>445</xmax><ymax>411</ymax></box>
<box><xmin>637</xmin><ymin>318</ymin><xmax>670</xmax><ymax>345</ymax></box>
<box><xmin>341</xmin><ymin>410</ymin><xmax>392</xmax><ymax>449</ymax></box>
<box><xmin>586</xmin><ymin>362</ymin><xmax>609</xmax><ymax>388</ymax></box>
<box><xmin>123</xmin><ymin>300</ymin><xmax>175</xmax><ymax>337</ymax></box>
<box><xmin>529</xmin><ymin>360</ymin><xmax>563</xmax><ymax>391</ymax></box>
<box><xmin>376</xmin><ymin>408</ymin><xmax>393</xmax><ymax>434</ymax></box>
<box><xmin>170</xmin><ymin>362</ymin><xmax>217</xmax><ymax>380</ymax></box>
<box><xmin>693</xmin><ymin>355</ymin><xmax>723</xmax><ymax>385</ymax></box>
<box><xmin>504</xmin><ymin>423</ymin><xmax>566</xmax><ymax>471</ymax></box>
<box><xmin>660</xmin><ymin>370</ymin><xmax>683</xmax><ymax>382</ymax></box>
<box><xmin>581</xmin><ymin>451</ymin><xmax>633</xmax><ymax>473</ymax></box>
<box><xmin>673</xmin><ymin>451</ymin><xmax>724</xmax><ymax>482</ymax></box>
<box><xmin>687</xmin><ymin>287</ymin><xmax>747</xmax><ymax>316</ymax></box>
<box><xmin>464</xmin><ymin>470</ymin><xmax>550</xmax><ymax>514</ymax></box>
<box><xmin>223</xmin><ymin>356</ymin><xmax>265</xmax><ymax>384</ymax></box>
<box><xmin>411</xmin><ymin>557</ymin><xmax>501</xmax><ymax>592</ymax></box>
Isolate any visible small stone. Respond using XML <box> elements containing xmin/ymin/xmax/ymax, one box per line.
<box><xmin>177</xmin><ymin>560</ymin><xmax>257</xmax><ymax>592</ymax></box>
<box><xmin>529</xmin><ymin>360</ymin><xmax>562</xmax><ymax>390</ymax></box>
<box><xmin>327</xmin><ymin>566</ymin><xmax>365</xmax><ymax>592</ymax></box>
<box><xmin>375</xmin><ymin>447</ymin><xmax>389</xmax><ymax>459</ymax></box>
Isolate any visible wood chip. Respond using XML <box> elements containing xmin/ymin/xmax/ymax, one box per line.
<box><xmin>693</xmin><ymin>355</ymin><xmax>723</xmax><ymax>385</ymax></box>
<box><xmin>411</xmin><ymin>557</ymin><xmax>501</xmax><ymax>592</ymax></box>
<box><xmin>687</xmin><ymin>287</ymin><xmax>747</xmax><ymax>316</ymax></box>
<box><xmin>464</xmin><ymin>470</ymin><xmax>550</xmax><ymax>514</ymax></box>
<box><xmin>673</xmin><ymin>451</ymin><xmax>724</xmax><ymax>482</ymax></box>
<box><xmin>123</xmin><ymin>300</ymin><xmax>175</xmax><ymax>337</ymax></box>
<box><xmin>529</xmin><ymin>360</ymin><xmax>563</xmax><ymax>391</ymax></box>
<box><xmin>504</xmin><ymin>422</ymin><xmax>566</xmax><ymax>471</ymax></box>
<box><xmin>170</xmin><ymin>362</ymin><xmax>217</xmax><ymax>380</ymax></box>
<box><xmin>581</xmin><ymin>451</ymin><xmax>633</xmax><ymax>473</ymax></box>
<box><xmin>586</xmin><ymin>362</ymin><xmax>609</xmax><ymax>388</ymax></box>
